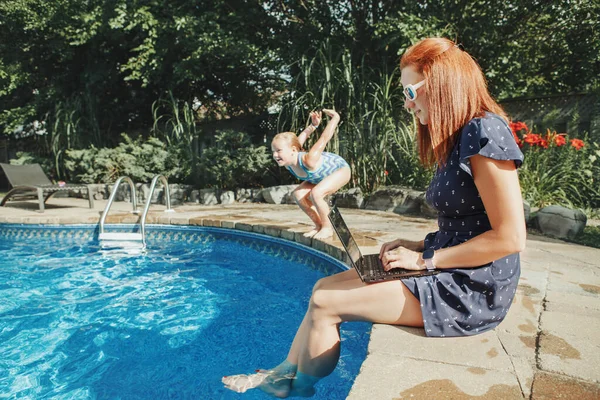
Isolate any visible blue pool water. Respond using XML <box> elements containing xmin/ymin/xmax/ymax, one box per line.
<box><xmin>0</xmin><ymin>225</ymin><xmax>370</xmax><ymax>399</ymax></box>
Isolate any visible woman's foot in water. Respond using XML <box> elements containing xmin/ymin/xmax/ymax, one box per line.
<box><xmin>255</xmin><ymin>372</ymin><xmax>317</xmax><ymax>398</ymax></box>
<box><xmin>256</xmin><ymin>369</ymin><xmax>320</xmax><ymax>398</ymax></box>
<box><xmin>222</xmin><ymin>361</ymin><xmax>297</xmax><ymax>397</ymax></box>
<box><xmin>222</xmin><ymin>372</ymin><xmax>271</xmax><ymax>394</ymax></box>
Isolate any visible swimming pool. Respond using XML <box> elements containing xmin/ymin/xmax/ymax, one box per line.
<box><xmin>0</xmin><ymin>224</ymin><xmax>370</xmax><ymax>399</ymax></box>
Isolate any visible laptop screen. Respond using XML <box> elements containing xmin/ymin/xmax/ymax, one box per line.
<box><xmin>328</xmin><ymin>207</ymin><xmax>362</xmax><ymax>266</ymax></box>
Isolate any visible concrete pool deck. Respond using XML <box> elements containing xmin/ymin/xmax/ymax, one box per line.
<box><xmin>1</xmin><ymin>198</ymin><xmax>599</xmax><ymax>399</ymax></box>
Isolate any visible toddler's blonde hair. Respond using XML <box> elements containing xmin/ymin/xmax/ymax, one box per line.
<box><xmin>272</xmin><ymin>132</ymin><xmax>303</xmax><ymax>151</ymax></box>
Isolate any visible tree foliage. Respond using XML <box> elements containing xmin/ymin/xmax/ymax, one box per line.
<box><xmin>0</xmin><ymin>0</ymin><xmax>598</xmax><ymax>189</ymax></box>
<box><xmin>0</xmin><ymin>0</ymin><xmax>285</xmax><ymax>141</ymax></box>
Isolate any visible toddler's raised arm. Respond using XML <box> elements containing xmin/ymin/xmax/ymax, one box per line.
<box><xmin>297</xmin><ymin>111</ymin><xmax>322</xmax><ymax>148</ymax></box>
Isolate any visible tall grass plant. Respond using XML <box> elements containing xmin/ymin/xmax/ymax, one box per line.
<box><xmin>278</xmin><ymin>41</ymin><xmax>427</xmax><ymax>194</ymax></box>
<box><xmin>151</xmin><ymin>91</ymin><xmax>199</xmax><ymax>181</ymax></box>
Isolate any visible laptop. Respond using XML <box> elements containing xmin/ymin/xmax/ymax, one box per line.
<box><xmin>328</xmin><ymin>205</ymin><xmax>440</xmax><ymax>282</ymax></box>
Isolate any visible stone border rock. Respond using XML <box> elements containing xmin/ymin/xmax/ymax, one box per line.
<box><xmin>69</xmin><ymin>184</ymin><xmax>575</xmax><ymax>236</ymax></box>
<box><xmin>530</xmin><ymin>205</ymin><xmax>587</xmax><ymax>240</ymax></box>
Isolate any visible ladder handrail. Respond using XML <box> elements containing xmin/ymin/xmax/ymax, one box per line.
<box><xmin>140</xmin><ymin>174</ymin><xmax>173</xmax><ymax>247</ymax></box>
<box><xmin>99</xmin><ymin>176</ymin><xmax>138</xmax><ymax>234</ymax></box>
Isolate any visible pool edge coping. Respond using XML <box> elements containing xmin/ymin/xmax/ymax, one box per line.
<box><xmin>0</xmin><ymin>211</ymin><xmax>353</xmax><ymax>270</ymax></box>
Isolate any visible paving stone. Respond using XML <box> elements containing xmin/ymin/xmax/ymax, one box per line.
<box><xmin>500</xmin><ymin>293</ymin><xmax>542</xmax><ymax>336</ymax></box>
<box><xmin>347</xmin><ymin>354</ymin><xmax>523</xmax><ymax>400</ymax></box>
<box><xmin>510</xmin><ymin>356</ymin><xmax>536</xmax><ymax>398</ymax></box>
<box><xmin>262</xmin><ymin>223</ymin><xmax>296</xmax><ymax>238</ymax></box>
<box><xmin>201</xmin><ymin>218</ymin><xmax>222</xmax><ymax>227</ymax></box>
<box><xmin>539</xmin><ymin>312</ymin><xmax>600</xmax><ymax>382</ymax></box>
<box><xmin>520</xmin><ymin>246</ymin><xmax>593</xmax><ymax>271</ymax></box>
<box><xmin>234</xmin><ymin>219</ymin><xmax>264</xmax><ymax>233</ymax></box>
<box><xmin>368</xmin><ymin>324</ymin><xmax>514</xmax><ymax>372</ymax></box>
<box><xmin>153</xmin><ymin>214</ymin><xmax>172</xmax><ymax>224</ymax></box>
<box><xmin>547</xmin><ymin>269</ymin><xmax>600</xmax><ymax>296</ymax></box>
<box><xmin>529</xmin><ymin>240</ymin><xmax>600</xmax><ymax>267</ymax></box>
<box><xmin>293</xmin><ymin>231</ymin><xmax>313</xmax><ymax>246</ymax></box>
<box><xmin>496</xmin><ymin>329</ymin><xmax>537</xmax><ymax>397</ymax></box>
<box><xmin>540</xmin><ymin>311</ymin><xmax>600</xmax><ymax>339</ymax></box>
<box><xmin>531</xmin><ymin>371</ymin><xmax>600</xmax><ymax>399</ymax></box>
<box><xmin>169</xmin><ymin>215</ymin><xmax>190</xmax><ymax>225</ymax></box>
<box><xmin>250</xmin><ymin>223</ymin><xmax>266</xmax><ymax>234</ymax></box>
<box><xmin>516</xmin><ymin>269</ymin><xmax>548</xmax><ymax>299</ymax></box>
<box><xmin>497</xmin><ymin>330</ymin><xmax>537</xmax><ymax>363</ymax></box>
<box><xmin>545</xmin><ymin>291</ymin><xmax>600</xmax><ymax>317</ymax></box>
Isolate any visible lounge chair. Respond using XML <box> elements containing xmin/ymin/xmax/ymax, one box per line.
<box><xmin>0</xmin><ymin>163</ymin><xmax>94</xmax><ymax>212</ymax></box>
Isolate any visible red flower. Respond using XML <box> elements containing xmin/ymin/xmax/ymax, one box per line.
<box><xmin>509</xmin><ymin>121</ymin><xmax>529</xmax><ymax>135</ymax></box>
<box><xmin>538</xmin><ymin>139</ymin><xmax>549</xmax><ymax>149</ymax></box>
<box><xmin>570</xmin><ymin>138</ymin><xmax>585</xmax><ymax>150</ymax></box>
<box><xmin>384</xmin><ymin>170</ymin><xmax>389</xmax><ymax>176</ymax></box>
<box><xmin>554</xmin><ymin>134</ymin><xmax>567</xmax><ymax>147</ymax></box>
<box><xmin>523</xmin><ymin>133</ymin><xmax>542</xmax><ymax>146</ymax></box>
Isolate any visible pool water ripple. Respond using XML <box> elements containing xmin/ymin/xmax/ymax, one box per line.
<box><xmin>0</xmin><ymin>226</ymin><xmax>370</xmax><ymax>399</ymax></box>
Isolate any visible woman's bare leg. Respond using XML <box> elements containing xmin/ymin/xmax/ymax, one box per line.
<box><xmin>296</xmin><ymin>273</ymin><xmax>421</xmax><ymax>377</ymax></box>
<box><xmin>310</xmin><ymin>167</ymin><xmax>351</xmax><ymax>240</ymax></box>
<box><xmin>257</xmin><ymin>271</ymin><xmax>423</xmax><ymax>397</ymax></box>
<box><xmin>291</xmin><ymin>181</ymin><xmax>321</xmax><ymax>237</ymax></box>
<box><xmin>285</xmin><ymin>269</ymin><xmax>360</xmax><ymax>365</ymax></box>
<box><xmin>223</xmin><ymin>269</ymin><xmax>361</xmax><ymax>396</ymax></box>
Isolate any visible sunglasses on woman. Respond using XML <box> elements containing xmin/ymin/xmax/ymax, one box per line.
<box><xmin>403</xmin><ymin>80</ymin><xmax>426</xmax><ymax>101</ymax></box>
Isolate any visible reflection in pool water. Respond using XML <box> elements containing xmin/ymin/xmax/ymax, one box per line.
<box><xmin>0</xmin><ymin>225</ymin><xmax>370</xmax><ymax>399</ymax></box>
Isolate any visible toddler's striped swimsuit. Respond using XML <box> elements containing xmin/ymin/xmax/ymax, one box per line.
<box><xmin>287</xmin><ymin>152</ymin><xmax>349</xmax><ymax>184</ymax></box>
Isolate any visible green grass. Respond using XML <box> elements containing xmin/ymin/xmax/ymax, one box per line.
<box><xmin>569</xmin><ymin>225</ymin><xmax>600</xmax><ymax>249</ymax></box>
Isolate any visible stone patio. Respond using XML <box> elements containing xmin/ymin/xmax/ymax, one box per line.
<box><xmin>1</xmin><ymin>197</ymin><xmax>599</xmax><ymax>399</ymax></box>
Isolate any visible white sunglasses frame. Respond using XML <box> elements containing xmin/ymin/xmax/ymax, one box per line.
<box><xmin>403</xmin><ymin>80</ymin><xmax>426</xmax><ymax>101</ymax></box>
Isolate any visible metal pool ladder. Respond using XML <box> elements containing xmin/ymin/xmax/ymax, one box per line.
<box><xmin>138</xmin><ymin>174</ymin><xmax>175</xmax><ymax>247</ymax></box>
<box><xmin>98</xmin><ymin>175</ymin><xmax>174</xmax><ymax>249</ymax></box>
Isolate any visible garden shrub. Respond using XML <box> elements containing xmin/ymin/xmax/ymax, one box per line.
<box><xmin>197</xmin><ymin>130</ymin><xmax>271</xmax><ymax>189</ymax></box>
<box><xmin>63</xmin><ymin>134</ymin><xmax>189</xmax><ymax>184</ymax></box>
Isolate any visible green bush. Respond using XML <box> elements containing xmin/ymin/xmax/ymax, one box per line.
<box><xmin>197</xmin><ymin>130</ymin><xmax>271</xmax><ymax>189</ymax></box>
<box><xmin>63</xmin><ymin>134</ymin><xmax>189</xmax><ymax>184</ymax></box>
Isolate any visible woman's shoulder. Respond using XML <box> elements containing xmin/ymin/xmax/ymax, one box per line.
<box><xmin>462</xmin><ymin>112</ymin><xmax>509</xmax><ymax>135</ymax></box>
<box><xmin>456</xmin><ymin>112</ymin><xmax>523</xmax><ymax>173</ymax></box>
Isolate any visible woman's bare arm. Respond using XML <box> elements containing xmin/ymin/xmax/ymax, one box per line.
<box><xmin>381</xmin><ymin>155</ymin><xmax>526</xmax><ymax>271</ymax></box>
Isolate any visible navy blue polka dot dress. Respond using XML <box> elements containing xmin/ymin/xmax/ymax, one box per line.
<box><xmin>402</xmin><ymin>112</ymin><xmax>524</xmax><ymax>337</ymax></box>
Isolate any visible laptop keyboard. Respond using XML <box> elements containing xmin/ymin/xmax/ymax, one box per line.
<box><xmin>363</xmin><ymin>255</ymin><xmax>407</xmax><ymax>279</ymax></box>
<box><xmin>363</xmin><ymin>256</ymin><xmax>388</xmax><ymax>276</ymax></box>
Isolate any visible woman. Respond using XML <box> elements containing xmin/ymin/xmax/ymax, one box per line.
<box><xmin>223</xmin><ymin>37</ymin><xmax>526</xmax><ymax>397</ymax></box>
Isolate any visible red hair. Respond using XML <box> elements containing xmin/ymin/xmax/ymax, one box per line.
<box><xmin>400</xmin><ymin>38</ymin><xmax>507</xmax><ymax>167</ymax></box>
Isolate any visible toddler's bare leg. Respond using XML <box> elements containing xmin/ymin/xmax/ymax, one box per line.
<box><xmin>292</xmin><ymin>181</ymin><xmax>321</xmax><ymax>237</ymax></box>
<box><xmin>310</xmin><ymin>167</ymin><xmax>351</xmax><ymax>240</ymax></box>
